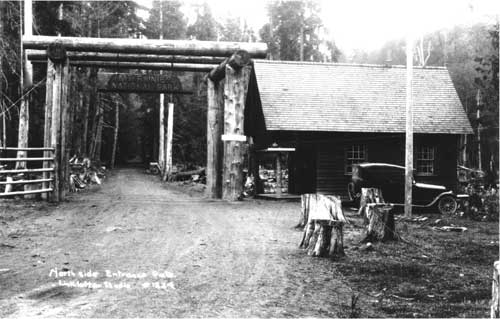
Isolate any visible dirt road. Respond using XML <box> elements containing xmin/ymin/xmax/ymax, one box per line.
<box><xmin>0</xmin><ymin>168</ymin><xmax>374</xmax><ymax>318</ymax></box>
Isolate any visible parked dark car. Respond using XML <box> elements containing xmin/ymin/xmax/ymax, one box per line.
<box><xmin>348</xmin><ymin>163</ymin><xmax>461</xmax><ymax>214</ymax></box>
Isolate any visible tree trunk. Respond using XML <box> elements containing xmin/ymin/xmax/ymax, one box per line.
<box><xmin>111</xmin><ymin>101</ymin><xmax>119</xmax><ymax>169</ymax></box>
<box><xmin>363</xmin><ymin>203</ymin><xmax>397</xmax><ymax>242</ymax></box>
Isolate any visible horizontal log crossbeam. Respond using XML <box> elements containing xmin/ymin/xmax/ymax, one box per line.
<box><xmin>23</xmin><ymin>36</ymin><xmax>268</xmax><ymax>58</ymax></box>
<box><xmin>32</xmin><ymin>60</ymin><xmax>216</xmax><ymax>72</ymax></box>
<box><xmin>27</xmin><ymin>50</ymin><xmax>225</xmax><ymax>64</ymax></box>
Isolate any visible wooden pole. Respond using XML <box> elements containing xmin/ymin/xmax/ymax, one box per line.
<box><xmin>164</xmin><ymin>102</ymin><xmax>174</xmax><ymax>180</ymax></box>
<box><xmin>59</xmin><ymin>60</ymin><xmax>70</xmax><ymax>200</ymax></box>
<box><xmin>404</xmin><ymin>34</ymin><xmax>414</xmax><ymax>218</ymax></box>
<box><xmin>276</xmin><ymin>153</ymin><xmax>282</xmax><ymax>196</ymax></box>
<box><xmin>49</xmin><ymin>61</ymin><xmax>63</xmax><ymax>202</ymax></box>
<box><xmin>222</xmin><ymin>65</ymin><xmax>251</xmax><ymax>201</ymax></box>
<box><xmin>206</xmin><ymin>79</ymin><xmax>224</xmax><ymax>198</ymax></box>
<box><xmin>24</xmin><ymin>0</ymin><xmax>33</xmax><ymax>88</ymax></box>
<box><xmin>23</xmin><ymin>35</ymin><xmax>268</xmax><ymax>58</ymax></box>
<box><xmin>0</xmin><ymin>1</ymin><xmax>4</xmax><ymax>148</ymax></box>
<box><xmin>16</xmin><ymin>1</ymin><xmax>29</xmax><ymax>170</ymax></box>
<box><xmin>27</xmin><ymin>50</ymin><xmax>225</xmax><ymax>64</ymax></box>
<box><xmin>42</xmin><ymin>60</ymin><xmax>54</xmax><ymax>200</ymax></box>
<box><xmin>111</xmin><ymin>101</ymin><xmax>119</xmax><ymax>169</ymax></box>
<box><xmin>159</xmin><ymin>93</ymin><xmax>165</xmax><ymax>172</ymax></box>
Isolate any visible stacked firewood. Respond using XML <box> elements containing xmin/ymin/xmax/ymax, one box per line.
<box><xmin>68</xmin><ymin>156</ymin><xmax>106</xmax><ymax>192</ymax></box>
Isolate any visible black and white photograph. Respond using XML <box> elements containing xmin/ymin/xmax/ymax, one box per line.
<box><xmin>0</xmin><ymin>0</ymin><xmax>499</xmax><ymax>317</ymax></box>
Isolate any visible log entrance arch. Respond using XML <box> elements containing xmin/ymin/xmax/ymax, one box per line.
<box><xmin>23</xmin><ymin>35</ymin><xmax>267</xmax><ymax>202</ymax></box>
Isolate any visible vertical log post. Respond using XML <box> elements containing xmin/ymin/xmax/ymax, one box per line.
<box><xmin>42</xmin><ymin>60</ymin><xmax>54</xmax><ymax>200</ymax></box>
<box><xmin>164</xmin><ymin>102</ymin><xmax>174</xmax><ymax>178</ymax></box>
<box><xmin>47</xmin><ymin>41</ymin><xmax>67</xmax><ymax>202</ymax></box>
<box><xmin>158</xmin><ymin>93</ymin><xmax>165</xmax><ymax>173</ymax></box>
<box><xmin>59</xmin><ymin>60</ymin><xmax>70</xmax><ymax>200</ymax></box>
<box><xmin>206</xmin><ymin>79</ymin><xmax>224</xmax><ymax>198</ymax></box>
<box><xmin>111</xmin><ymin>101</ymin><xmax>119</xmax><ymax>169</ymax></box>
<box><xmin>275</xmin><ymin>152</ymin><xmax>282</xmax><ymax>196</ymax></box>
<box><xmin>222</xmin><ymin>65</ymin><xmax>251</xmax><ymax>201</ymax></box>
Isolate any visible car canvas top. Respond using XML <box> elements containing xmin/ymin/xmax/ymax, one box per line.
<box><xmin>358</xmin><ymin>163</ymin><xmax>405</xmax><ymax>170</ymax></box>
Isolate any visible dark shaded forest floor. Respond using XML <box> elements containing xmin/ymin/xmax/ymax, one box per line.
<box><xmin>0</xmin><ymin>168</ymin><xmax>497</xmax><ymax>318</ymax></box>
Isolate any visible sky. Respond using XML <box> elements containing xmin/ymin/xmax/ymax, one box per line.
<box><xmin>136</xmin><ymin>0</ymin><xmax>500</xmax><ymax>55</ymax></box>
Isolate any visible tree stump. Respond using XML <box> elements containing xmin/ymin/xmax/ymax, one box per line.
<box><xmin>358</xmin><ymin>188</ymin><xmax>385</xmax><ymax>223</ymax></box>
<box><xmin>330</xmin><ymin>222</ymin><xmax>345</xmax><ymax>256</ymax></box>
<box><xmin>296</xmin><ymin>193</ymin><xmax>311</xmax><ymax>229</ymax></box>
<box><xmin>298</xmin><ymin>194</ymin><xmax>347</xmax><ymax>258</ymax></box>
<box><xmin>362</xmin><ymin>203</ymin><xmax>397</xmax><ymax>242</ymax></box>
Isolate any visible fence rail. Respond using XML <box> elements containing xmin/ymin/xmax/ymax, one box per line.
<box><xmin>0</xmin><ymin>147</ymin><xmax>56</xmax><ymax>198</ymax></box>
<box><xmin>0</xmin><ymin>157</ymin><xmax>55</xmax><ymax>162</ymax></box>
<box><xmin>0</xmin><ymin>147</ymin><xmax>55</xmax><ymax>152</ymax></box>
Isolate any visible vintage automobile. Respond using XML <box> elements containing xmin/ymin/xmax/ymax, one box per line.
<box><xmin>348</xmin><ymin>163</ymin><xmax>461</xmax><ymax>214</ymax></box>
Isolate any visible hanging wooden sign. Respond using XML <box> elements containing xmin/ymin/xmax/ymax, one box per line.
<box><xmin>97</xmin><ymin>72</ymin><xmax>191</xmax><ymax>94</ymax></box>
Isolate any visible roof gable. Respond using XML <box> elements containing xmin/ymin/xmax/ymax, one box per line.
<box><xmin>252</xmin><ymin>60</ymin><xmax>473</xmax><ymax>134</ymax></box>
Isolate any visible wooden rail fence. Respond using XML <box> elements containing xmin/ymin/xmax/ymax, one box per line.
<box><xmin>0</xmin><ymin>147</ymin><xmax>55</xmax><ymax>198</ymax></box>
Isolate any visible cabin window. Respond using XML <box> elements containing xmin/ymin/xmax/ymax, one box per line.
<box><xmin>416</xmin><ymin>146</ymin><xmax>435</xmax><ymax>175</ymax></box>
<box><xmin>345</xmin><ymin>145</ymin><xmax>367</xmax><ymax>175</ymax></box>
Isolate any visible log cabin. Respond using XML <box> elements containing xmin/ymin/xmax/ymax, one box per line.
<box><xmin>244</xmin><ymin>60</ymin><xmax>473</xmax><ymax>199</ymax></box>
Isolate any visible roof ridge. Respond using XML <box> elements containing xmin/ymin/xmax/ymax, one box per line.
<box><xmin>253</xmin><ymin>59</ymin><xmax>448</xmax><ymax>70</ymax></box>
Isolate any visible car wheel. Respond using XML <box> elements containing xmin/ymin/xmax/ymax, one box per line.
<box><xmin>437</xmin><ymin>195</ymin><xmax>458</xmax><ymax>214</ymax></box>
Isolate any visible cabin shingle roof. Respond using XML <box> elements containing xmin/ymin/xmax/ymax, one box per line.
<box><xmin>253</xmin><ymin>60</ymin><xmax>473</xmax><ymax>134</ymax></box>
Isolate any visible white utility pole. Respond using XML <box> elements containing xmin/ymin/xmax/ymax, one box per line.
<box><xmin>404</xmin><ymin>33</ymin><xmax>414</xmax><ymax>218</ymax></box>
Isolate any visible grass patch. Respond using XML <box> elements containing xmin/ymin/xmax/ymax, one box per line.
<box><xmin>335</xmin><ymin>213</ymin><xmax>498</xmax><ymax>318</ymax></box>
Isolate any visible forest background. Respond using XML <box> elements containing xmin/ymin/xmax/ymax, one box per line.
<box><xmin>0</xmin><ymin>1</ymin><xmax>498</xmax><ymax>177</ymax></box>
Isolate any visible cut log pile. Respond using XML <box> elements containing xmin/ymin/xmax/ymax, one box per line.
<box><xmin>298</xmin><ymin>194</ymin><xmax>348</xmax><ymax>258</ymax></box>
<box><xmin>68</xmin><ymin>156</ymin><xmax>106</xmax><ymax>192</ymax></box>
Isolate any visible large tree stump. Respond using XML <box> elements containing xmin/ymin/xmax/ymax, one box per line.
<box><xmin>298</xmin><ymin>194</ymin><xmax>347</xmax><ymax>258</ymax></box>
<box><xmin>358</xmin><ymin>188</ymin><xmax>385</xmax><ymax>223</ymax></box>
<box><xmin>362</xmin><ymin>203</ymin><xmax>397</xmax><ymax>242</ymax></box>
